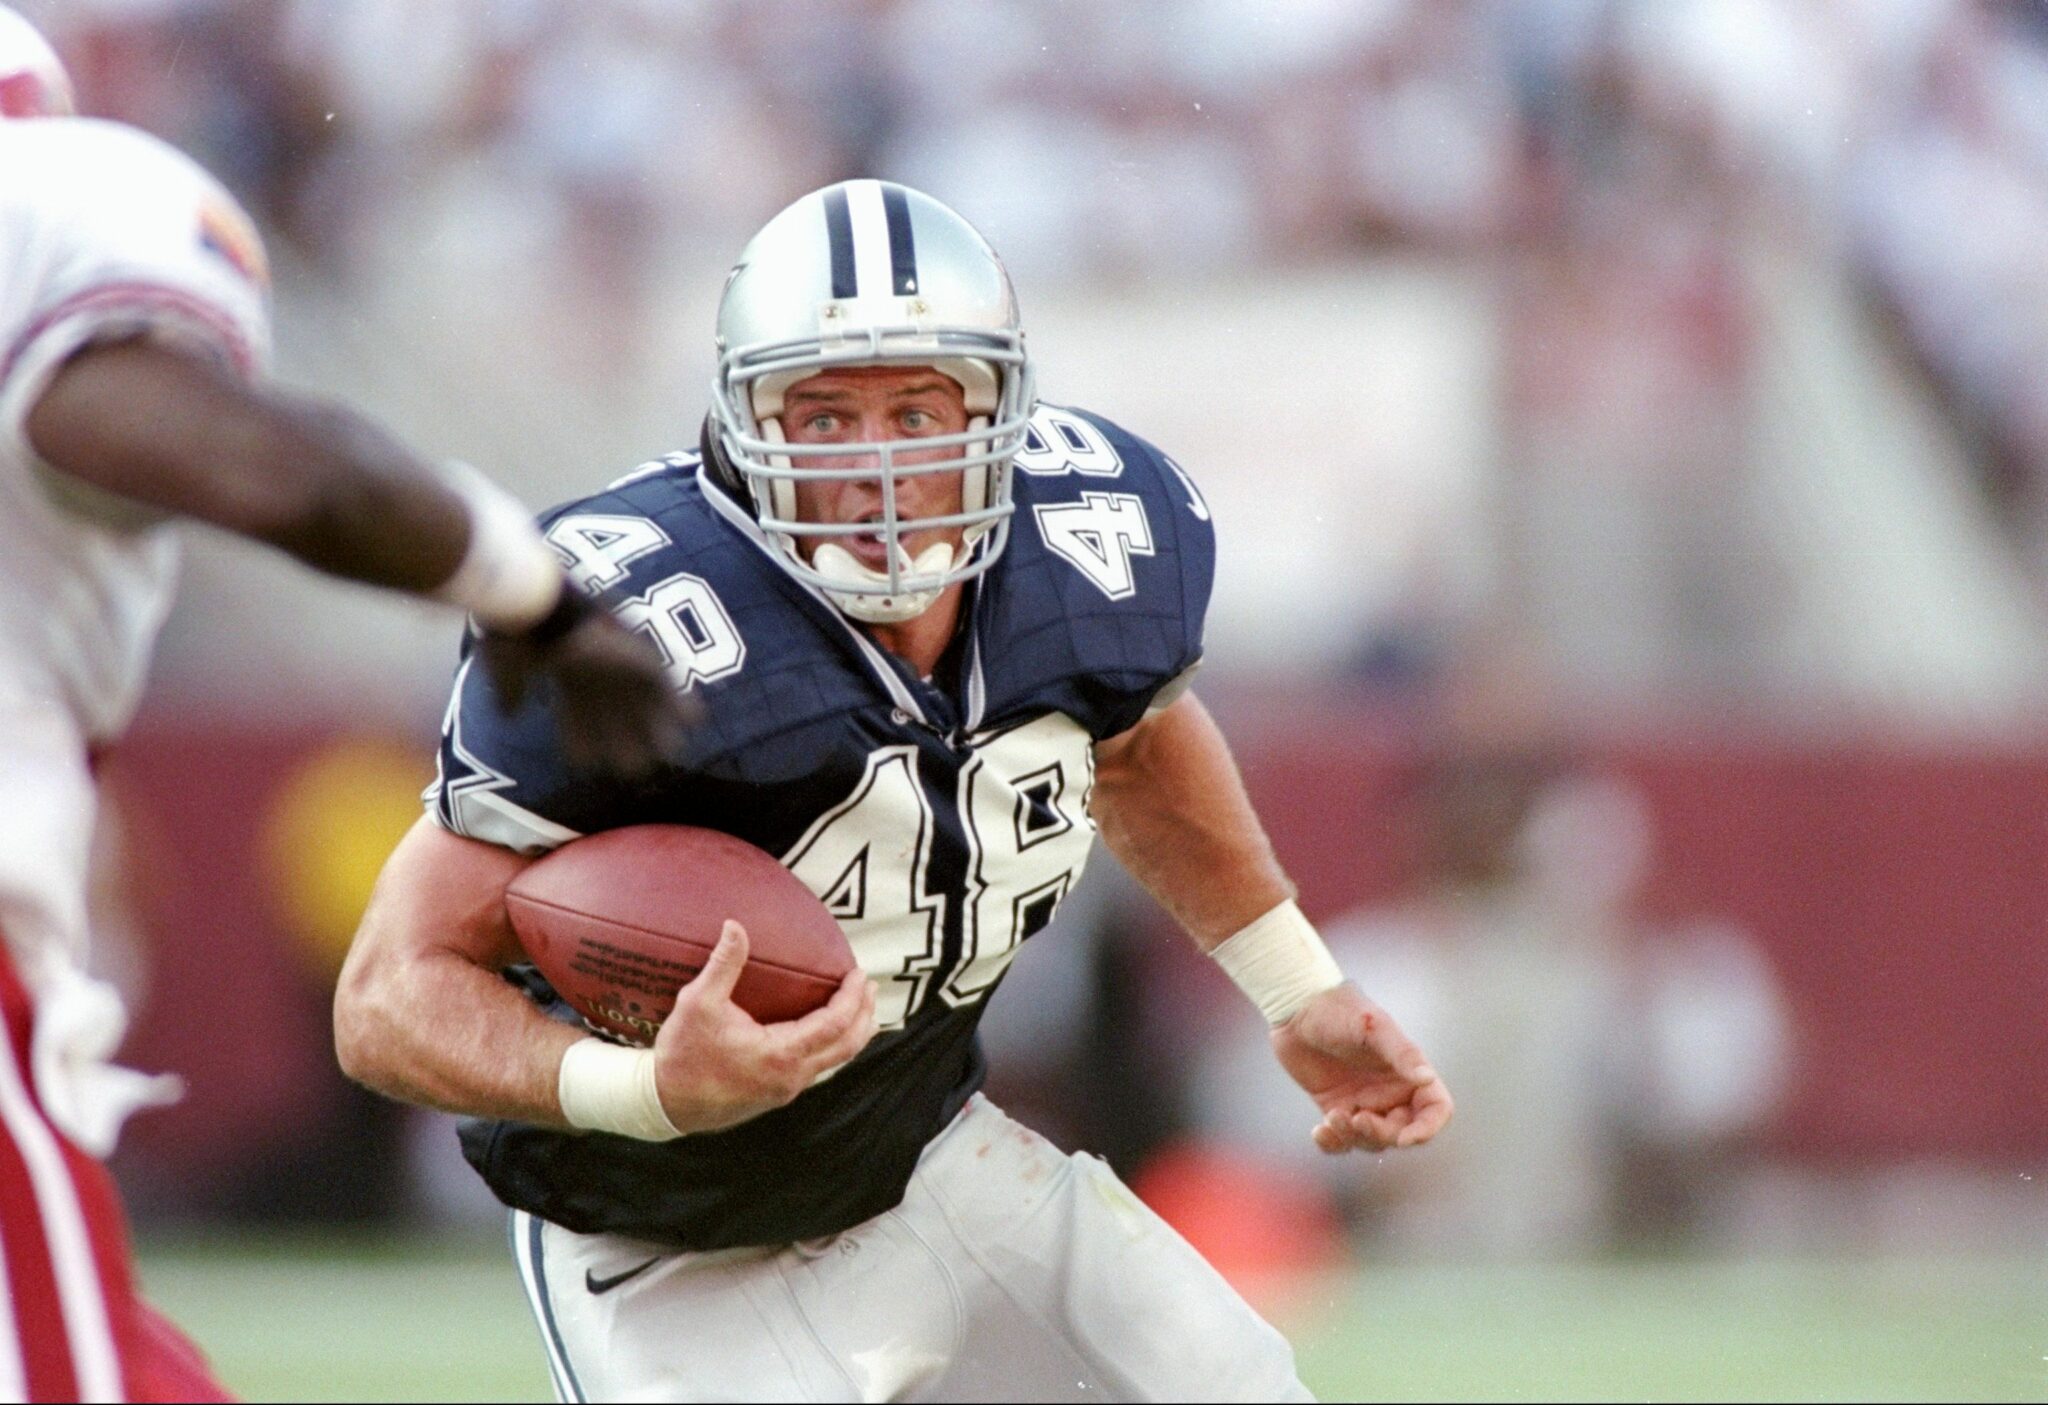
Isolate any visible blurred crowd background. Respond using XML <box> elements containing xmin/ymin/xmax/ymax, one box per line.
<box><xmin>17</xmin><ymin>0</ymin><xmax>2048</xmax><ymax>1292</ymax></box>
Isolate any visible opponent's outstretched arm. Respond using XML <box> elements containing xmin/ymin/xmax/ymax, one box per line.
<box><xmin>26</xmin><ymin>338</ymin><xmax>679</xmax><ymax>775</ymax></box>
<box><xmin>30</xmin><ymin>339</ymin><xmax>471</xmax><ymax>590</ymax></box>
<box><xmin>335</xmin><ymin>817</ymin><xmax>875</xmax><ymax>1137</ymax></box>
<box><xmin>1091</xmin><ymin>692</ymin><xmax>1454</xmax><ymax>1153</ymax></box>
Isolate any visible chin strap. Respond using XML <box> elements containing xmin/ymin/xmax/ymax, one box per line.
<box><xmin>813</xmin><ymin>539</ymin><xmax>957</xmax><ymax>623</ymax></box>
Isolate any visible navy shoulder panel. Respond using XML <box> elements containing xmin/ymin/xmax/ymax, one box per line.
<box><xmin>428</xmin><ymin>453</ymin><xmax>880</xmax><ymax>850</ymax></box>
<box><xmin>975</xmin><ymin>404</ymin><xmax>1215</xmax><ymax>739</ymax></box>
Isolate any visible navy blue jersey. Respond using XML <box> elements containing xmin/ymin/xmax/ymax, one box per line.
<box><xmin>428</xmin><ymin>404</ymin><xmax>1214</xmax><ymax>1250</ymax></box>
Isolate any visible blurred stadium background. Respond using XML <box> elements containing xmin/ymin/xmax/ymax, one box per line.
<box><xmin>13</xmin><ymin>0</ymin><xmax>2048</xmax><ymax>1398</ymax></box>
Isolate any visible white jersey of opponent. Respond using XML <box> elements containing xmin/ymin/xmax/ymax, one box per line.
<box><xmin>0</xmin><ymin>118</ymin><xmax>269</xmax><ymax>990</ymax></box>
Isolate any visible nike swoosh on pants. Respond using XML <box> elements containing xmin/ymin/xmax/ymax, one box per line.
<box><xmin>585</xmin><ymin>1258</ymin><xmax>660</xmax><ymax>1296</ymax></box>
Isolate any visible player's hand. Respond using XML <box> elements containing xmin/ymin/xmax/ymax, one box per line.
<box><xmin>650</xmin><ymin>921</ymin><xmax>878</xmax><ymax>1135</ymax></box>
<box><xmin>1270</xmin><ymin>983</ymin><xmax>1452</xmax><ymax>1154</ymax></box>
<box><xmin>476</xmin><ymin>589</ymin><xmax>688</xmax><ymax>778</ymax></box>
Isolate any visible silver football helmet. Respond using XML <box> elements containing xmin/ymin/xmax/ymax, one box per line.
<box><xmin>710</xmin><ymin>180</ymin><xmax>1034</xmax><ymax>623</ymax></box>
<box><xmin>0</xmin><ymin>5</ymin><xmax>73</xmax><ymax>118</ymax></box>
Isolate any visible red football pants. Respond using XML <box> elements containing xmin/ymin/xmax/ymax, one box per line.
<box><xmin>0</xmin><ymin>936</ymin><xmax>231</xmax><ymax>1402</ymax></box>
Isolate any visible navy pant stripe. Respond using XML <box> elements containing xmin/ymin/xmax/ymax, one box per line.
<box><xmin>515</xmin><ymin>1213</ymin><xmax>585</xmax><ymax>1403</ymax></box>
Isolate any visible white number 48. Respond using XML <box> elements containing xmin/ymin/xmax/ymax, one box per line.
<box><xmin>1033</xmin><ymin>492</ymin><xmax>1155</xmax><ymax>600</ymax></box>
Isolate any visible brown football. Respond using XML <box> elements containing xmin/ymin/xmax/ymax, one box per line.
<box><xmin>503</xmin><ymin>825</ymin><xmax>855</xmax><ymax>1046</ymax></box>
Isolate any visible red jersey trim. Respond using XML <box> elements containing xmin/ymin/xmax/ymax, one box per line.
<box><xmin>0</xmin><ymin>281</ymin><xmax>258</xmax><ymax>396</ymax></box>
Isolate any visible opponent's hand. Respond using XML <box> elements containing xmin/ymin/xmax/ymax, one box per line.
<box><xmin>650</xmin><ymin>921</ymin><xmax>878</xmax><ymax>1136</ymax></box>
<box><xmin>1271</xmin><ymin>983</ymin><xmax>1453</xmax><ymax>1154</ymax></box>
<box><xmin>476</xmin><ymin>590</ymin><xmax>687</xmax><ymax>778</ymax></box>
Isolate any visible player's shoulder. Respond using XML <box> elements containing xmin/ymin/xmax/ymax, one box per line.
<box><xmin>1019</xmin><ymin>403</ymin><xmax>1201</xmax><ymax>484</ymax></box>
<box><xmin>973</xmin><ymin>403</ymin><xmax>1213</xmax><ymax>736</ymax></box>
<box><xmin>1013</xmin><ymin>402</ymin><xmax>1211</xmax><ymax>526</ymax></box>
<box><xmin>539</xmin><ymin>448</ymin><xmax>704</xmax><ymax>530</ymax></box>
<box><xmin>0</xmin><ymin>118</ymin><xmax>228</xmax><ymax>208</ymax></box>
<box><xmin>0</xmin><ymin>118</ymin><xmax>268</xmax><ymax>284</ymax></box>
<box><xmin>1002</xmin><ymin>401</ymin><xmax>1214</xmax><ymax>605</ymax></box>
<box><xmin>537</xmin><ymin>448</ymin><xmax>779</xmax><ymax>602</ymax></box>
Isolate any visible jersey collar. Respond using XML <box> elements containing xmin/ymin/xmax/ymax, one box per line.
<box><xmin>696</xmin><ymin>463</ymin><xmax>943</xmax><ymax>728</ymax></box>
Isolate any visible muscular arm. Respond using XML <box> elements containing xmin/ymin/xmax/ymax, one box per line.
<box><xmin>1090</xmin><ymin>691</ymin><xmax>1292</xmax><ymax>950</ymax></box>
<box><xmin>27</xmin><ymin>337</ymin><xmax>683</xmax><ymax>776</ymax></box>
<box><xmin>26</xmin><ymin>338</ymin><xmax>468</xmax><ymax>591</ymax></box>
<box><xmin>334</xmin><ymin>816</ymin><xmax>581</xmax><ymax>1126</ymax></box>
<box><xmin>1093</xmin><ymin>690</ymin><xmax>1453</xmax><ymax>1153</ymax></box>
<box><xmin>336</xmin><ymin>816</ymin><xmax>877</xmax><ymax>1135</ymax></box>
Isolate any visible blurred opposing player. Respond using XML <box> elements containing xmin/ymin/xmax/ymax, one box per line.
<box><xmin>338</xmin><ymin>180</ymin><xmax>1454</xmax><ymax>1400</ymax></box>
<box><xmin>0</xmin><ymin>8</ymin><xmax>681</xmax><ymax>1401</ymax></box>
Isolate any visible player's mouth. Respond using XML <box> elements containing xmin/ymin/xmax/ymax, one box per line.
<box><xmin>847</xmin><ymin>515</ymin><xmax>893</xmax><ymax>569</ymax></box>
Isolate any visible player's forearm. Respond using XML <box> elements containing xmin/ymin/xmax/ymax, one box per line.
<box><xmin>335</xmin><ymin>939</ymin><xmax>580</xmax><ymax>1128</ymax></box>
<box><xmin>214</xmin><ymin>387</ymin><xmax>471</xmax><ymax>591</ymax></box>
<box><xmin>1090</xmin><ymin>692</ymin><xmax>1294</xmax><ymax>951</ymax></box>
<box><xmin>333</xmin><ymin>819</ymin><xmax>580</xmax><ymax>1128</ymax></box>
<box><xmin>27</xmin><ymin>338</ymin><xmax>469</xmax><ymax>591</ymax></box>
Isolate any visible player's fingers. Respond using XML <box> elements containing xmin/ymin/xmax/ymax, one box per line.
<box><xmin>819</xmin><ymin>976</ymin><xmax>880</xmax><ymax>1061</ymax></box>
<box><xmin>1395</xmin><ymin>1046</ymin><xmax>1437</xmax><ymax>1085</ymax></box>
<box><xmin>818</xmin><ymin>975</ymin><xmax>881</xmax><ymax>1064</ymax></box>
<box><xmin>1343</xmin><ymin>1107</ymin><xmax>1408</xmax><ymax>1152</ymax></box>
<box><xmin>481</xmin><ymin>645</ymin><xmax>533</xmax><ymax>711</ymax></box>
<box><xmin>557</xmin><ymin>710</ymin><xmax>612</xmax><ymax>775</ymax></box>
<box><xmin>807</xmin><ymin>988</ymin><xmax>879</xmax><ymax>1074</ymax></box>
<box><xmin>775</xmin><ymin>970</ymin><xmax>877</xmax><ymax>1064</ymax></box>
<box><xmin>1395</xmin><ymin>1081</ymin><xmax>1455</xmax><ymax>1148</ymax></box>
<box><xmin>601</xmin><ymin>670</ymin><xmax>682</xmax><ymax>770</ymax></box>
<box><xmin>777</xmin><ymin>968</ymin><xmax>866</xmax><ymax>1043</ymax></box>
<box><xmin>1315</xmin><ymin>1109</ymin><xmax>1384</xmax><ymax>1155</ymax></box>
<box><xmin>643</xmin><ymin>695</ymin><xmax>688</xmax><ymax>762</ymax></box>
<box><xmin>588</xmin><ymin>689</ymin><xmax>666</xmax><ymax>772</ymax></box>
<box><xmin>554</xmin><ymin>698</ymin><xmax>624</xmax><ymax>775</ymax></box>
<box><xmin>1311</xmin><ymin>1120</ymin><xmax>1349</xmax><ymax>1155</ymax></box>
<box><xmin>690</xmin><ymin>921</ymin><xmax>750</xmax><ymax>1003</ymax></box>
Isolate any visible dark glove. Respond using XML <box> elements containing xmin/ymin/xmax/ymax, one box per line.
<box><xmin>476</xmin><ymin>589</ymin><xmax>688</xmax><ymax>778</ymax></box>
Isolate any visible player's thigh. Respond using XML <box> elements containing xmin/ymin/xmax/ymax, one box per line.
<box><xmin>0</xmin><ymin>940</ymin><xmax>229</xmax><ymax>1404</ymax></box>
<box><xmin>917</xmin><ymin>1099</ymin><xmax>1311</xmax><ymax>1403</ymax></box>
<box><xmin>513</xmin><ymin>1212</ymin><xmax>849</xmax><ymax>1403</ymax></box>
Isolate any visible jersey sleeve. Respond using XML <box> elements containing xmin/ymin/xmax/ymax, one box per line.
<box><xmin>993</xmin><ymin>405</ymin><xmax>1217</xmax><ymax>740</ymax></box>
<box><xmin>0</xmin><ymin>121</ymin><xmax>272</xmax><ymax>461</ymax></box>
<box><xmin>424</xmin><ymin>636</ymin><xmax>585</xmax><ymax>855</ymax></box>
<box><xmin>425</xmin><ymin>483</ymin><xmax>698</xmax><ymax>853</ymax></box>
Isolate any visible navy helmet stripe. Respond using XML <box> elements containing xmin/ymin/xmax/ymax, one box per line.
<box><xmin>881</xmin><ymin>184</ymin><xmax>918</xmax><ymax>295</ymax></box>
<box><xmin>521</xmin><ymin>1213</ymin><xmax>588</xmax><ymax>1402</ymax></box>
<box><xmin>823</xmin><ymin>187</ymin><xmax>857</xmax><ymax>299</ymax></box>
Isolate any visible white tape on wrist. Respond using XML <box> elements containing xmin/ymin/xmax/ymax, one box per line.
<box><xmin>1211</xmin><ymin>899</ymin><xmax>1344</xmax><ymax>1025</ymax></box>
<box><xmin>557</xmin><ymin>1037</ymin><xmax>683</xmax><ymax>1142</ymax></box>
<box><xmin>430</xmin><ymin>461</ymin><xmax>563</xmax><ymax>631</ymax></box>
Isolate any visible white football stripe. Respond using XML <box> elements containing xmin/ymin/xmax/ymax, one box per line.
<box><xmin>846</xmin><ymin>179</ymin><xmax>895</xmax><ymax>300</ymax></box>
<box><xmin>0</xmin><ymin>1010</ymin><xmax>122</xmax><ymax>1402</ymax></box>
<box><xmin>512</xmin><ymin>1212</ymin><xmax>578</xmax><ymax>1404</ymax></box>
<box><xmin>0</xmin><ymin>1222</ymin><xmax>26</xmax><ymax>1403</ymax></box>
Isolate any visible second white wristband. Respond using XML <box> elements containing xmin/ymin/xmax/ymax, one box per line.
<box><xmin>430</xmin><ymin>460</ymin><xmax>564</xmax><ymax>632</ymax></box>
<box><xmin>557</xmin><ymin>1037</ymin><xmax>682</xmax><ymax>1142</ymax></box>
<box><xmin>1210</xmin><ymin>899</ymin><xmax>1344</xmax><ymax>1025</ymax></box>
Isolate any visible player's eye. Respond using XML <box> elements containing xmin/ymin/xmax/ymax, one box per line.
<box><xmin>901</xmin><ymin>408</ymin><xmax>934</xmax><ymax>432</ymax></box>
<box><xmin>803</xmin><ymin>413</ymin><xmax>839</xmax><ymax>435</ymax></box>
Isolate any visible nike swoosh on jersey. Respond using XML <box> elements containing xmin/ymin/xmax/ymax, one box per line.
<box><xmin>585</xmin><ymin>1257</ymin><xmax>660</xmax><ymax>1295</ymax></box>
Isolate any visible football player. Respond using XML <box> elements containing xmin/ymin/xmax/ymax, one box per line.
<box><xmin>0</xmin><ymin>8</ymin><xmax>680</xmax><ymax>1401</ymax></box>
<box><xmin>337</xmin><ymin>180</ymin><xmax>1453</xmax><ymax>1401</ymax></box>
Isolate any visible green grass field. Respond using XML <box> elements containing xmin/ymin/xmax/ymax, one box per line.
<box><xmin>136</xmin><ymin>1235</ymin><xmax>2047</xmax><ymax>1402</ymax></box>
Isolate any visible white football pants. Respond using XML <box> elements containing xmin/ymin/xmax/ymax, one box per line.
<box><xmin>511</xmin><ymin>1094</ymin><xmax>1314</xmax><ymax>1402</ymax></box>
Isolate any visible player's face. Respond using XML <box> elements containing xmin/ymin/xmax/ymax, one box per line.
<box><xmin>781</xmin><ymin>366</ymin><xmax>970</xmax><ymax>572</ymax></box>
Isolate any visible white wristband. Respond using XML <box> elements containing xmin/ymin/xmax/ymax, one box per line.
<box><xmin>430</xmin><ymin>461</ymin><xmax>564</xmax><ymax>631</ymax></box>
<box><xmin>557</xmin><ymin>1037</ymin><xmax>682</xmax><ymax>1142</ymax></box>
<box><xmin>1211</xmin><ymin>900</ymin><xmax>1344</xmax><ymax>1025</ymax></box>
